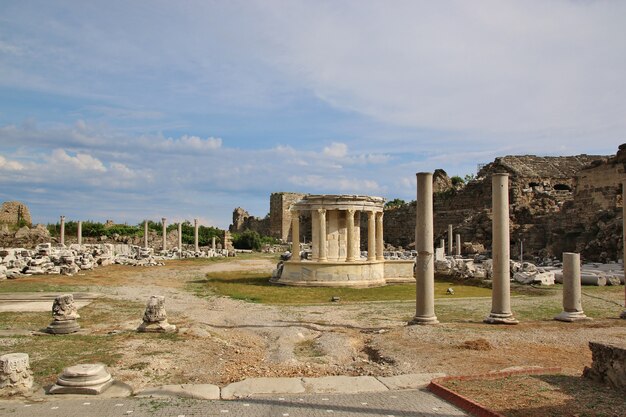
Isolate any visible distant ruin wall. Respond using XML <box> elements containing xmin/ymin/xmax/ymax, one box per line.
<box><xmin>270</xmin><ymin>192</ymin><xmax>307</xmax><ymax>241</ymax></box>
<box><xmin>229</xmin><ymin>207</ymin><xmax>270</xmax><ymax>237</ymax></box>
<box><xmin>0</xmin><ymin>201</ymin><xmax>32</xmax><ymax>228</ymax></box>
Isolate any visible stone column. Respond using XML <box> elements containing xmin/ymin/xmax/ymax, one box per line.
<box><xmin>318</xmin><ymin>209</ymin><xmax>328</xmax><ymax>262</ymax></box>
<box><xmin>622</xmin><ymin>181</ymin><xmax>626</xmax><ymax>319</ymax></box>
<box><xmin>367</xmin><ymin>211</ymin><xmax>376</xmax><ymax>261</ymax></box>
<box><xmin>346</xmin><ymin>209</ymin><xmax>356</xmax><ymax>262</ymax></box>
<box><xmin>212</xmin><ymin>236</ymin><xmax>216</xmax><ymax>251</ymax></box>
<box><xmin>144</xmin><ymin>220</ymin><xmax>149</xmax><ymax>249</ymax></box>
<box><xmin>162</xmin><ymin>218</ymin><xmax>167</xmax><ymax>251</ymax></box>
<box><xmin>291</xmin><ymin>210</ymin><xmax>300</xmax><ymax>261</ymax></box>
<box><xmin>178</xmin><ymin>223</ymin><xmax>183</xmax><ymax>251</ymax></box>
<box><xmin>410</xmin><ymin>172</ymin><xmax>439</xmax><ymax>325</ymax></box>
<box><xmin>447</xmin><ymin>224</ymin><xmax>453</xmax><ymax>255</ymax></box>
<box><xmin>555</xmin><ymin>253</ymin><xmax>590</xmax><ymax>322</ymax></box>
<box><xmin>60</xmin><ymin>215</ymin><xmax>65</xmax><ymax>246</ymax></box>
<box><xmin>440</xmin><ymin>239</ymin><xmax>445</xmax><ymax>250</ymax></box>
<box><xmin>194</xmin><ymin>219</ymin><xmax>199</xmax><ymax>252</ymax></box>
<box><xmin>375</xmin><ymin>212</ymin><xmax>384</xmax><ymax>261</ymax></box>
<box><xmin>455</xmin><ymin>233</ymin><xmax>461</xmax><ymax>256</ymax></box>
<box><xmin>77</xmin><ymin>220</ymin><xmax>82</xmax><ymax>246</ymax></box>
<box><xmin>485</xmin><ymin>173</ymin><xmax>518</xmax><ymax>324</ymax></box>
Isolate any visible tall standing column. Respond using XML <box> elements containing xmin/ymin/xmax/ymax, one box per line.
<box><xmin>59</xmin><ymin>216</ymin><xmax>65</xmax><ymax>246</ymax></box>
<box><xmin>621</xmin><ymin>181</ymin><xmax>626</xmax><ymax>319</ymax></box>
<box><xmin>77</xmin><ymin>220</ymin><xmax>82</xmax><ymax>246</ymax></box>
<box><xmin>367</xmin><ymin>211</ymin><xmax>376</xmax><ymax>261</ymax></box>
<box><xmin>144</xmin><ymin>220</ymin><xmax>149</xmax><ymax>249</ymax></box>
<box><xmin>410</xmin><ymin>172</ymin><xmax>439</xmax><ymax>325</ymax></box>
<box><xmin>161</xmin><ymin>218</ymin><xmax>167</xmax><ymax>251</ymax></box>
<box><xmin>555</xmin><ymin>253</ymin><xmax>590</xmax><ymax>322</ymax></box>
<box><xmin>485</xmin><ymin>173</ymin><xmax>518</xmax><ymax>324</ymax></box>
<box><xmin>194</xmin><ymin>219</ymin><xmax>199</xmax><ymax>252</ymax></box>
<box><xmin>291</xmin><ymin>210</ymin><xmax>300</xmax><ymax>261</ymax></box>
<box><xmin>375</xmin><ymin>212</ymin><xmax>384</xmax><ymax>261</ymax></box>
<box><xmin>346</xmin><ymin>209</ymin><xmax>356</xmax><ymax>262</ymax></box>
<box><xmin>455</xmin><ymin>234</ymin><xmax>461</xmax><ymax>256</ymax></box>
<box><xmin>178</xmin><ymin>223</ymin><xmax>183</xmax><ymax>251</ymax></box>
<box><xmin>212</xmin><ymin>236</ymin><xmax>216</xmax><ymax>251</ymax></box>
<box><xmin>447</xmin><ymin>224</ymin><xmax>453</xmax><ymax>255</ymax></box>
<box><xmin>318</xmin><ymin>209</ymin><xmax>327</xmax><ymax>262</ymax></box>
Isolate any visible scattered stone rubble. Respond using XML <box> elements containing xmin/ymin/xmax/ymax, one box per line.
<box><xmin>0</xmin><ymin>243</ymin><xmax>232</xmax><ymax>280</ymax></box>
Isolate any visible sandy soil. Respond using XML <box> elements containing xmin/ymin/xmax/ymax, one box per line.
<box><xmin>7</xmin><ymin>258</ymin><xmax>626</xmax><ymax>390</ymax></box>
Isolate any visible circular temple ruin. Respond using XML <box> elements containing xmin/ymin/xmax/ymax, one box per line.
<box><xmin>273</xmin><ymin>194</ymin><xmax>405</xmax><ymax>287</ymax></box>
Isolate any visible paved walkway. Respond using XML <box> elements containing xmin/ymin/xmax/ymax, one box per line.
<box><xmin>0</xmin><ymin>390</ymin><xmax>467</xmax><ymax>417</ymax></box>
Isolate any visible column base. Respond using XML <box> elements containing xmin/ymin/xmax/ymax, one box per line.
<box><xmin>408</xmin><ymin>315</ymin><xmax>439</xmax><ymax>325</ymax></box>
<box><xmin>484</xmin><ymin>313</ymin><xmax>519</xmax><ymax>325</ymax></box>
<box><xmin>554</xmin><ymin>311</ymin><xmax>591</xmax><ymax>322</ymax></box>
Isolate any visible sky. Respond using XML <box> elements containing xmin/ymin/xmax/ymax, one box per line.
<box><xmin>1</xmin><ymin>1</ymin><xmax>625</xmax><ymax>228</ymax></box>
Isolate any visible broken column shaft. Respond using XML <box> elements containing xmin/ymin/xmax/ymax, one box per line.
<box><xmin>555</xmin><ymin>252</ymin><xmax>590</xmax><ymax>322</ymax></box>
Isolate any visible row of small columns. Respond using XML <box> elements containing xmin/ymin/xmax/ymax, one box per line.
<box><xmin>59</xmin><ymin>216</ymin><xmax>211</xmax><ymax>253</ymax></box>
<box><xmin>290</xmin><ymin>209</ymin><xmax>384</xmax><ymax>262</ymax></box>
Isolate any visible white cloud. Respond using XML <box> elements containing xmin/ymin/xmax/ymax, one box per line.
<box><xmin>323</xmin><ymin>142</ymin><xmax>348</xmax><ymax>158</ymax></box>
<box><xmin>48</xmin><ymin>149</ymin><xmax>107</xmax><ymax>172</ymax></box>
<box><xmin>140</xmin><ymin>134</ymin><xmax>222</xmax><ymax>152</ymax></box>
<box><xmin>0</xmin><ymin>155</ymin><xmax>24</xmax><ymax>171</ymax></box>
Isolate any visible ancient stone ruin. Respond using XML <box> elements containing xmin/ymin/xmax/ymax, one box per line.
<box><xmin>49</xmin><ymin>363</ymin><xmax>114</xmax><ymax>395</ymax></box>
<box><xmin>272</xmin><ymin>194</ymin><xmax>389</xmax><ymax>287</ymax></box>
<box><xmin>583</xmin><ymin>341</ymin><xmax>626</xmax><ymax>392</ymax></box>
<box><xmin>137</xmin><ymin>295</ymin><xmax>177</xmax><ymax>333</ymax></box>
<box><xmin>0</xmin><ymin>353</ymin><xmax>33</xmax><ymax>395</ymax></box>
<box><xmin>46</xmin><ymin>294</ymin><xmax>81</xmax><ymax>334</ymax></box>
<box><xmin>0</xmin><ymin>201</ymin><xmax>31</xmax><ymax>229</ymax></box>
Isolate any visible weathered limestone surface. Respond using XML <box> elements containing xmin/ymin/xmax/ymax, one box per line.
<box><xmin>554</xmin><ymin>252</ymin><xmax>590</xmax><ymax>322</ymax></box>
<box><xmin>0</xmin><ymin>201</ymin><xmax>32</xmax><ymax>227</ymax></box>
<box><xmin>583</xmin><ymin>341</ymin><xmax>626</xmax><ymax>392</ymax></box>
<box><xmin>0</xmin><ymin>353</ymin><xmax>33</xmax><ymax>395</ymax></box>
<box><xmin>46</xmin><ymin>294</ymin><xmax>80</xmax><ymax>334</ymax></box>
<box><xmin>137</xmin><ymin>295</ymin><xmax>176</xmax><ymax>333</ymax></box>
<box><xmin>49</xmin><ymin>363</ymin><xmax>113</xmax><ymax>395</ymax></box>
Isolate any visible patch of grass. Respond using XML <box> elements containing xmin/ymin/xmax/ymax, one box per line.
<box><xmin>5</xmin><ymin>333</ymin><xmax>128</xmax><ymax>386</ymax></box>
<box><xmin>294</xmin><ymin>339</ymin><xmax>325</xmax><ymax>359</ymax></box>
<box><xmin>0</xmin><ymin>279</ymin><xmax>88</xmax><ymax>293</ymax></box>
<box><xmin>190</xmin><ymin>270</ymin><xmax>493</xmax><ymax>305</ymax></box>
<box><xmin>0</xmin><ymin>311</ymin><xmax>49</xmax><ymax>330</ymax></box>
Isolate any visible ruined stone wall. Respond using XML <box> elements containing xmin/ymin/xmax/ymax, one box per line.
<box><xmin>382</xmin><ymin>153</ymin><xmax>607</xmax><ymax>259</ymax></box>
<box><xmin>269</xmin><ymin>192</ymin><xmax>307</xmax><ymax>241</ymax></box>
<box><xmin>229</xmin><ymin>207</ymin><xmax>270</xmax><ymax>236</ymax></box>
<box><xmin>0</xmin><ymin>201</ymin><xmax>32</xmax><ymax>228</ymax></box>
<box><xmin>545</xmin><ymin>147</ymin><xmax>626</xmax><ymax>261</ymax></box>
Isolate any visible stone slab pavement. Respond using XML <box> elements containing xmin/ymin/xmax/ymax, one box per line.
<box><xmin>0</xmin><ymin>390</ymin><xmax>468</xmax><ymax>417</ymax></box>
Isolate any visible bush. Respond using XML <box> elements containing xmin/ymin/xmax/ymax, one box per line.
<box><xmin>232</xmin><ymin>230</ymin><xmax>262</xmax><ymax>250</ymax></box>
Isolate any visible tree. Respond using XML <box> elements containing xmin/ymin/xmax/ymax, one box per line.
<box><xmin>451</xmin><ymin>176</ymin><xmax>464</xmax><ymax>187</ymax></box>
<box><xmin>232</xmin><ymin>230</ymin><xmax>262</xmax><ymax>250</ymax></box>
<box><xmin>384</xmin><ymin>198</ymin><xmax>406</xmax><ymax>209</ymax></box>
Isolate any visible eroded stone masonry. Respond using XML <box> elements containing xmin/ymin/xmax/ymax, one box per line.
<box><xmin>234</xmin><ymin>145</ymin><xmax>626</xmax><ymax>262</ymax></box>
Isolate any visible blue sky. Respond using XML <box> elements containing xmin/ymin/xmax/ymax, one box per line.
<box><xmin>1</xmin><ymin>1</ymin><xmax>624</xmax><ymax>228</ymax></box>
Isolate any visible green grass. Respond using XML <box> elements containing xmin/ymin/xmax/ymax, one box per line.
<box><xmin>189</xmin><ymin>270</ymin><xmax>494</xmax><ymax>305</ymax></box>
<box><xmin>0</xmin><ymin>279</ymin><xmax>88</xmax><ymax>293</ymax></box>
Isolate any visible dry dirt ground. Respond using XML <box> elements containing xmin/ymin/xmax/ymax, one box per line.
<box><xmin>3</xmin><ymin>257</ymin><xmax>626</xmax><ymax>391</ymax></box>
